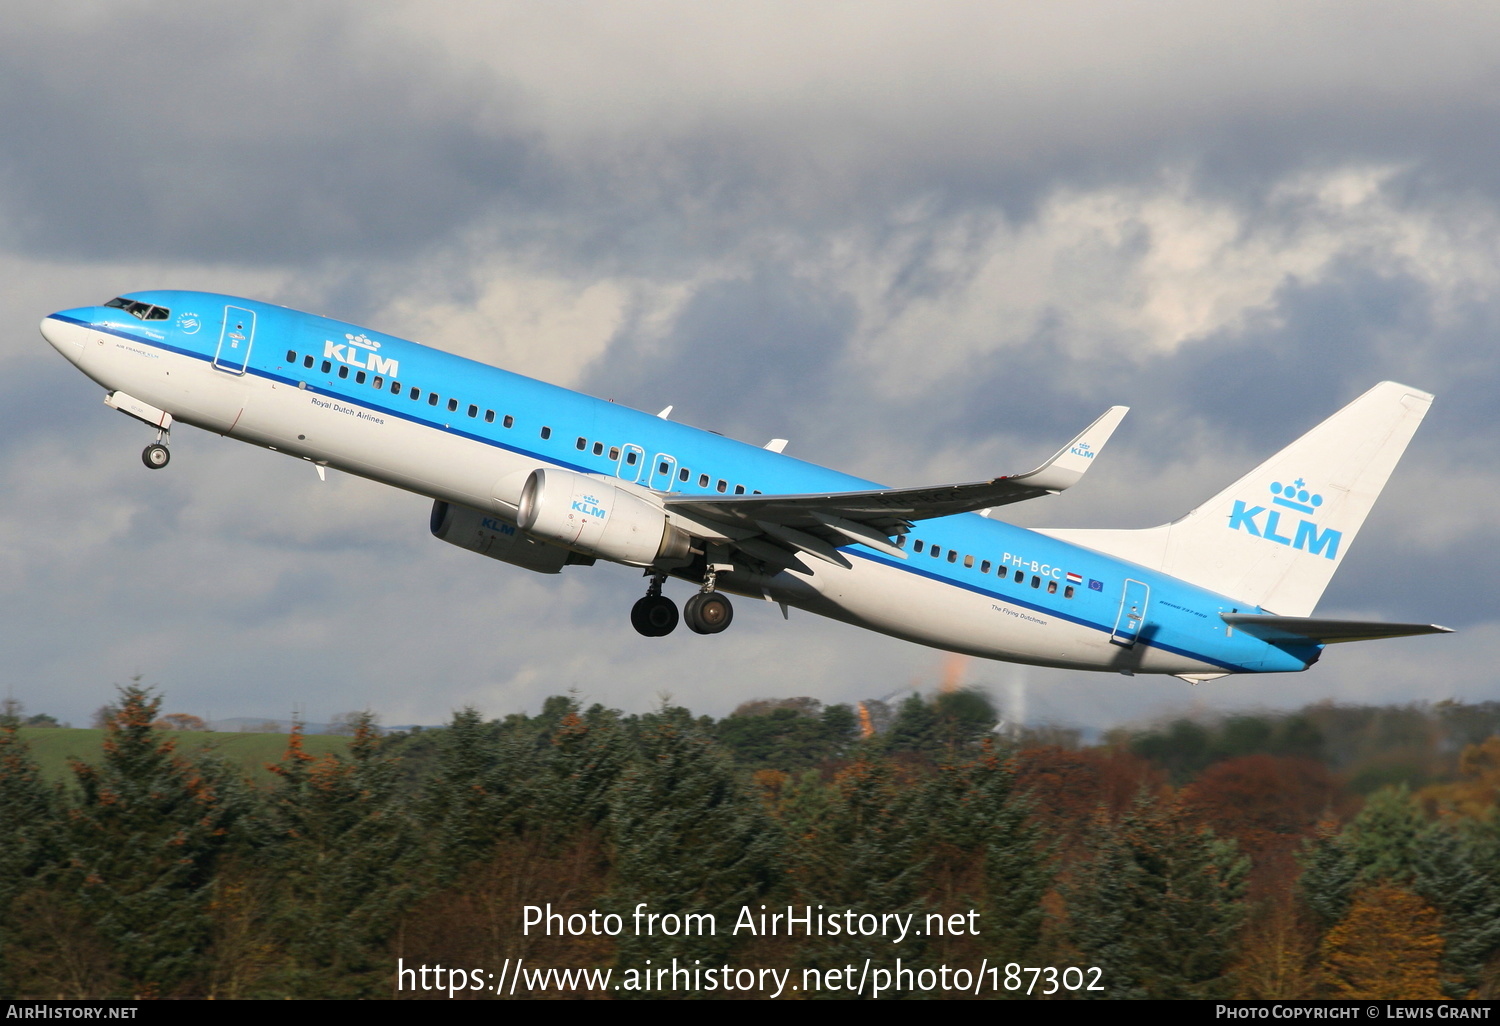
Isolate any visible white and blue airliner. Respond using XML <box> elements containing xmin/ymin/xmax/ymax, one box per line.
<box><xmin>41</xmin><ymin>292</ymin><xmax>1449</xmax><ymax>683</ymax></box>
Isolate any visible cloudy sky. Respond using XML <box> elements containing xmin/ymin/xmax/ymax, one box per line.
<box><xmin>3</xmin><ymin>1</ymin><xmax>1496</xmax><ymax>732</ymax></box>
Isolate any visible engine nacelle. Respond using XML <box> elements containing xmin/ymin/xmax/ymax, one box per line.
<box><xmin>517</xmin><ymin>468</ymin><xmax>692</xmax><ymax>567</ymax></box>
<box><xmin>430</xmin><ymin>500</ymin><xmax>595</xmax><ymax>575</ymax></box>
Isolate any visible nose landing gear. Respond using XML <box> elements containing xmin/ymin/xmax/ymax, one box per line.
<box><xmin>142</xmin><ymin>437</ymin><xmax>170</xmax><ymax>469</ymax></box>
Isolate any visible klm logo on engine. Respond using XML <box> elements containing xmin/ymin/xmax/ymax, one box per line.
<box><xmin>572</xmin><ymin>494</ymin><xmax>607</xmax><ymax>519</ymax></box>
<box><xmin>1227</xmin><ymin>478</ymin><xmax>1342</xmax><ymax>560</ymax></box>
<box><xmin>323</xmin><ymin>333</ymin><xmax>399</xmax><ymax>376</ymax></box>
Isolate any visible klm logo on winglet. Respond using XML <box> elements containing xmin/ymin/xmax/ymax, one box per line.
<box><xmin>1227</xmin><ymin>478</ymin><xmax>1342</xmax><ymax>560</ymax></box>
<box><xmin>323</xmin><ymin>333</ymin><xmax>399</xmax><ymax>376</ymax></box>
<box><xmin>1070</xmin><ymin>442</ymin><xmax>1095</xmax><ymax>459</ymax></box>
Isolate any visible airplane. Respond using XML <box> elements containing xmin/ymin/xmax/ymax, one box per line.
<box><xmin>40</xmin><ymin>291</ymin><xmax>1450</xmax><ymax>683</ymax></box>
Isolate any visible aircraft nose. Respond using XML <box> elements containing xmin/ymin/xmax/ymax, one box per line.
<box><xmin>40</xmin><ymin>310</ymin><xmax>92</xmax><ymax>364</ymax></box>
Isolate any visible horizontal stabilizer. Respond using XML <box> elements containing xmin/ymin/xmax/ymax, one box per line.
<box><xmin>1221</xmin><ymin>614</ymin><xmax>1453</xmax><ymax>646</ymax></box>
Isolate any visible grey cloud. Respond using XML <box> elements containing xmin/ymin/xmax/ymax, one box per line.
<box><xmin>0</xmin><ymin>3</ymin><xmax>543</xmax><ymax>265</ymax></box>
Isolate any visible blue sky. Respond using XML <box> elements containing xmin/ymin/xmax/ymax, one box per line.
<box><xmin>3</xmin><ymin>1</ymin><xmax>1495</xmax><ymax>731</ymax></box>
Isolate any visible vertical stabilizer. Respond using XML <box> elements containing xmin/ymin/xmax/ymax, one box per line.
<box><xmin>1040</xmin><ymin>382</ymin><xmax>1433</xmax><ymax>616</ymax></box>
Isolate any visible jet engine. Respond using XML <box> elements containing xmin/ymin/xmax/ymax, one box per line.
<box><xmin>516</xmin><ymin>468</ymin><xmax>693</xmax><ymax>567</ymax></box>
<box><xmin>430</xmin><ymin>500</ymin><xmax>595</xmax><ymax>574</ymax></box>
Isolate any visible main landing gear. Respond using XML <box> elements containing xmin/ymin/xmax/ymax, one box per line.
<box><xmin>631</xmin><ymin>575</ymin><xmax>679</xmax><ymax>637</ymax></box>
<box><xmin>630</xmin><ymin>568</ymin><xmax>736</xmax><ymax>637</ymax></box>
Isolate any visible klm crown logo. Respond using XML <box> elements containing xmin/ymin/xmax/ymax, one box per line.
<box><xmin>1226</xmin><ymin>476</ymin><xmax>1342</xmax><ymax>560</ymax></box>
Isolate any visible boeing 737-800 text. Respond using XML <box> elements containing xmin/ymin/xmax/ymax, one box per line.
<box><xmin>41</xmin><ymin>292</ymin><xmax>1449</xmax><ymax>683</ymax></box>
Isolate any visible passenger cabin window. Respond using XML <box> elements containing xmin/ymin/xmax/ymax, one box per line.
<box><xmin>678</xmin><ymin>468</ymin><xmax>690</xmax><ymax>482</ymax></box>
<box><xmin>699</xmin><ymin>474</ymin><xmax>710</xmax><ymax>487</ymax></box>
<box><xmin>502</xmin><ymin>414</ymin><xmax>513</xmax><ymax>428</ymax></box>
<box><xmin>1047</xmin><ymin>580</ymin><xmax>1058</xmax><ymax>594</ymax></box>
<box><xmin>609</xmin><ymin>446</ymin><xmax>620</xmax><ymax>461</ymax></box>
<box><xmin>1065</xmin><ymin>585</ymin><xmax>1075</xmax><ymax>598</ymax></box>
<box><xmin>594</xmin><ymin>442</ymin><xmax>605</xmax><ymax>456</ymax></box>
<box><xmin>626</xmin><ymin>451</ymin><xmax>639</xmax><ymax>466</ymax></box>
<box><xmin>576</xmin><ymin>437</ymin><xmax>587</xmax><ymax>450</ymax></box>
<box><xmin>285</xmin><ymin>350</ymin><xmax>297</xmax><ymax>362</ymax></box>
<box><xmin>391</xmin><ymin>380</ymin><xmax>401</xmax><ymax>393</ymax></box>
<box><xmin>734</xmin><ymin>484</ymin><xmax>745</xmax><ymax>494</ymax></box>
<box><xmin>485</xmin><ymin>410</ymin><xmax>495</xmax><ymax>423</ymax></box>
<box><xmin>913</xmin><ymin>540</ymin><xmax>924</xmax><ymax>553</ymax></box>
<box><xmin>338</xmin><ymin>366</ymin><xmax>349</xmax><ymax>379</ymax></box>
<box><xmin>467</xmin><ymin>404</ymin><xmax>477</xmax><ymax>417</ymax></box>
<box><xmin>428</xmin><ymin>393</ymin><xmax>439</xmax><ymax>406</ymax></box>
<box><xmin>304</xmin><ymin>355</ymin><xmax>314</xmax><ymax>369</ymax></box>
<box><xmin>447</xmin><ymin>398</ymin><xmax>458</xmax><ymax>412</ymax></box>
<box><xmin>409</xmin><ymin>386</ymin><xmax>420</xmax><ymax>400</ymax></box>
<box><xmin>540</xmin><ymin>426</ymin><xmax>552</xmax><ymax>440</ymax></box>
<box><xmin>716</xmin><ymin>480</ymin><xmax>727</xmax><ymax>493</ymax></box>
<box><xmin>948</xmin><ymin>551</ymin><xmax>958</xmax><ymax>564</ymax></box>
<box><xmin>374</xmin><ymin>376</ymin><xmax>384</xmax><ymax>389</ymax></box>
<box><xmin>981</xmin><ymin>560</ymin><xmax>991</xmax><ymax>573</ymax></box>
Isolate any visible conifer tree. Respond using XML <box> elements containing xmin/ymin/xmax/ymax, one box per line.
<box><xmin>787</xmin><ymin>753</ymin><xmax>930</xmax><ymax>981</ymax></box>
<box><xmin>1067</xmin><ymin>793</ymin><xmax>1248</xmax><ymax>998</ymax></box>
<box><xmin>921</xmin><ymin>740</ymin><xmax>1050</xmax><ymax>961</ymax></box>
<box><xmin>1414</xmin><ymin>819</ymin><xmax>1500</xmax><ymax>999</ymax></box>
<box><xmin>608</xmin><ymin>707</ymin><xmax>775</xmax><ymax>972</ymax></box>
<box><xmin>0</xmin><ymin>710</ymin><xmax>60</xmax><ymax>992</ymax></box>
<box><xmin>50</xmin><ymin>685</ymin><xmax>246</xmax><ymax>997</ymax></box>
<box><xmin>256</xmin><ymin>714</ymin><xmax>419</xmax><ymax>997</ymax></box>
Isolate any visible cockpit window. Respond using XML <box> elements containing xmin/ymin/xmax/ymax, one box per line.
<box><xmin>104</xmin><ymin>297</ymin><xmax>170</xmax><ymax>321</ymax></box>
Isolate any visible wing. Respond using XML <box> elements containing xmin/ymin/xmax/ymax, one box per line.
<box><xmin>665</xmin><ymin>406</ymin><xmax>1127</xmax><ymax>567</ymax></box>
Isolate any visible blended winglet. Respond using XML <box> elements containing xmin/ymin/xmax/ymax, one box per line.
<box><xmin>1010</xmin><ymin>406</ymin><xmax>1129</xmax><ymax>493</ymax></box>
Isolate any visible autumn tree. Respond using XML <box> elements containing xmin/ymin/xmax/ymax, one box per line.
<box><xmin>1319</xmin><ymin>885</ymin><xmax>1445</xmax><ymax>999</ymax></box>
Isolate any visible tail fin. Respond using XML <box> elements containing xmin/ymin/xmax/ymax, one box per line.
<box><xmin>1040</xmin><ymin>382</ymin><xmax>1433</xmax><ymax>616</ymax></box>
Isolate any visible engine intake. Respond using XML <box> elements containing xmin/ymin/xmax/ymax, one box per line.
<box><xmin>517</xmin><ymin>468</ymin><xmax>692</xmax><ymax>567</ymax></box>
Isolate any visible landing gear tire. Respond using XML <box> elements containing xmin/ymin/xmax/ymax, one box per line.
<box><xmin>142</xmin><ymin>443</ymin><xmax>170</xmax><ymax>469</ymax></box>
<box><xmin>631</xmin><ymin>595</ymin><xmax>679</xmax><ymax>637</ymax></box>
<box><xmin>684</xmin><ymin>592</ymin><xmax>734</xmax><ymax>635</ymax></box>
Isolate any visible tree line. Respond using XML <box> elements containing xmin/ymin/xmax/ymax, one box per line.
<box><xmin>1</xmin><ymin>686</ymin><xmax>1496</xmax><ymax>999</ymax></box>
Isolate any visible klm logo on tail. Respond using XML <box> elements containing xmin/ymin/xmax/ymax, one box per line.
<box><xmin>1227</xmin><ymin>478</ymin><xmax>1342</xmax><ymax>560</ymax></box>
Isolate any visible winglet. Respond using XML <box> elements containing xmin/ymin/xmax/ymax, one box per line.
<box><xmin>1009</xmin><ymin>406</ymin><xmax>1128</xmax><ymax>493</ymax></box>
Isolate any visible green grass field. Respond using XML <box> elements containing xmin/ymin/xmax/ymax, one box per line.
<box><xmin>17</xmin><ymin>728</ymin><xmax>353</xmax><ymax>786</ymax></box>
